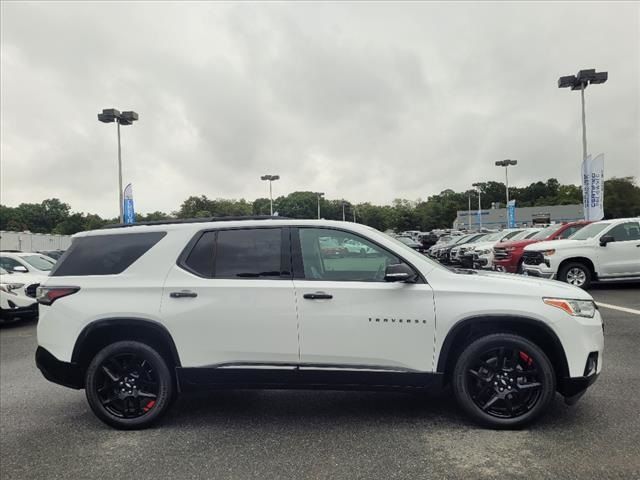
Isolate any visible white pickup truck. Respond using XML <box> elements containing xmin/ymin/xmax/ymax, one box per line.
<box><xmin>522</xmin><ymin>217</ymin><xmax>640</xmax><ymax>288</ymax></box>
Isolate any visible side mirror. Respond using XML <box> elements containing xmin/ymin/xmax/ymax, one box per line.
<box><xmin>599</xmin><ymin>235</ymin><xmax>614</xmax><ymax>247</ymax></box>
<box><xmin>12</xmin><ymin>265</ymin><xmax>28</xmax><ymax>273</ymax></box>
<box><xmin>384</xmin><ymin>263</ymin><xmax>418</xmax><ymax>283</ymax></box>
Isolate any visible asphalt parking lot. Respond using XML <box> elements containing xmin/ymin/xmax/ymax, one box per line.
<box><xmin>1</xmin><ymin>284</ymin><xmax>639</xmax><ymax>480</ymax></box>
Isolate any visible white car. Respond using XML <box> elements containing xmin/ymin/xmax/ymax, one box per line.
<box><xmin>0</xmin><ymin>252</ymin><xmax>57</xmax><ymax>276</ymax></box>
<box><xmin>0</xmin><ymin>267</ymin><xmax>38</xmax><ymax>323</ymax></box>
<box><xmin>471</xmin><ymin>229</ymin><xmax>542</xmax><ymax>270</ymax></box>
<box><xmin>522</xmin><ymin>217</ymin><xmax>640</xmax><ymax>288</ymax></box>
<box><xmin>36</xmin><ymin>218</ymin><xmax>603</xmax><ymax>430</ymax></box>
<box><xmin>458</xmin><ymin>229</ymin><xmax>524</xmax><ymax>268</ymax></box>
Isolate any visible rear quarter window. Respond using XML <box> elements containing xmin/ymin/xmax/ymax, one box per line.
<box><xmin>51</xmin><ymin>232</ymin><xmax>166</xmax><ymax>276</ymax></box>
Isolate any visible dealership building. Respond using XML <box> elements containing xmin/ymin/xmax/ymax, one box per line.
<box><xmin>453</xmin><ymin>204</ymin><xmax>584</xmax><ymax>230</ymax></box>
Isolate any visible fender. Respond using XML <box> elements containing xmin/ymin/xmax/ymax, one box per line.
<box><xmin>71</xmin><ymin>317</ymin><xmax>181</xmax><ymax>367</ymax></box>
<box><xmin>435</xmin><ymin>314</ymin><xmax>569</xmax><ymax>378</ymax></box>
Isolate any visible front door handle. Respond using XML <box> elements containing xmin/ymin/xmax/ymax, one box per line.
<box><xmin>303</xmin><ymin>292</ymin><xmax>333</xmax><ymax>300</ymax></box>
<box><xmin>170</xmin><ymin>290</ymin><xmax>198</xmax><ymax>298</ymax></box>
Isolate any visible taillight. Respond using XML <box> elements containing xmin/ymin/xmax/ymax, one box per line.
<box><xmin>36</xmin><ymin>286</ymin><xmax>80</xmax><ymax>305</ymax></box>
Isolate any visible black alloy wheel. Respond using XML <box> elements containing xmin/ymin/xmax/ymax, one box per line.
<box><xmin>85</xmin><ymin>341</ymin><xmax>173</xmax><ymax>430</ymax></box>
<box><xmin>453</xmin><ymin>333</ymin><xmax>555</xmax><ymax>428</ymax></box>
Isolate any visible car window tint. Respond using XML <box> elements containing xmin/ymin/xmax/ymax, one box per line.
<box><xmin>0</xmin><ymin>257</ymin><xmax>22</xmax><ymax>271</ymax></box>
<box><xmin>22</xmin><ymin>255</ymin><xmax>55</xmax><ymax>271</ymax></box>
<box><xmin>51</xmin><ymin>232</ymin><xmax>166</xmax><ymax>276</ymax></box>
<box><xmin>184</xmin><ymin>231</ymin><xmax>216</xmax><ymax>277</ymax></box>
<box><xmin>214</xmin><ymin>229</ymin><xmax>282</xmax><ymax>278</ymax></box>
<box><xmin>607</xmin><ymin>222</ymin><xmax>640</xmax><ymax>242</ymax></box>
<box><xmin>298</xmin><ymin>228</ymin><xmax>399</xmax><ymax>282</ymax></box>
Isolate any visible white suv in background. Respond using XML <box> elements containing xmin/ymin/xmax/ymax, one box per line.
<box><xmin>36</xmin><ymin>218</ymin><xmax>603</xmax><ymax>430</ymax></box>
<box><xmin>522</xmin><ymin>217</ymin><xmax>640</xmax><ymax>288</ymax></box>
<box><xmin>0</xmin><ymin>267</ymin><xmax>39</xmax><ymax>323</ymax></box>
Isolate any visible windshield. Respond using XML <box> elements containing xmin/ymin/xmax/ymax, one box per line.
<box><xmin>480</xmin><ymin>232</ymin><xmax>503</xmax><ymax>242</ymax></box>
<box><xmin>530</xmin><ymin>224</ymin><xmax>561</xmax><ymax>240</ymax></box>
<box><xmin>22</xmin><ymin>255</ymin><xmax>55</xmax><ymax>271</ymax></box>
<box><xmin>509</xmin><ymin>229</ymin><xmax>539</xmax><ymax>241</ymax></box>
<box><xmin>569</xmin><ymin>222</ymin><xmax>609</xmax><ymax>240</ymax></box>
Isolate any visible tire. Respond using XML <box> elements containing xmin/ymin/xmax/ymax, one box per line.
<box><xmin>452</xmin><ymin>333</ymin><xmax>556</xmax><ymax>429</ymax></box>
<box><xmin>558</xmin><ymin>261</ymin><xmax>592</xmax><ymax>289</ymax></box>
<box><xmin>85</xmin><ymin>340</ymin><xmax>174</xmax><ymax>430</ymax></box>
<box><xmin>516</xmin><ymin>259</ymin><xmax>524</xmax><ymax>274</ymax></box>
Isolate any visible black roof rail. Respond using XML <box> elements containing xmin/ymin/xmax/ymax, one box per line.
<box><xmin>102</xmin><ymin>216</ymin><xmax>288</xmax><ymax>229</ymax></box>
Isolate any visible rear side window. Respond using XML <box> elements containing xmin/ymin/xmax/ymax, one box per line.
<box><xmin>51</xmin><ymin>232</ymin><xmax>166</xmax><ymax>276</ymax></box>
<box><xmin>181</xmin><ymin>228</ymin><xmax>284</xmax><ymax>279</ymax></box>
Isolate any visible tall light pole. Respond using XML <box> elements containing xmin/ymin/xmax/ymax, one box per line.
<box><xmin>472</xmin><ymin>183</ymin><xmax>482</xmax><ymax>230</ymax></box>
<box><xmin>495</xmin><ymin>159</ymin><xmax>518</xmax><ymax>206</ymax></box>
<box><xmin>98</xmin><ymin>108</ymin><xmax>139</xmax><ymax>223</ymax></box>
<box><xmin>260</xmin><ymin>174</ymin><xmax>280</xmax><ymax>216</ymax></box>
<box><xmin>468</xmin><ymin>193</ymin><xmax>472</xmax><ymax>230</ymax></box>
<box><xmin>342</xmin><ymin>200</ymin><xmax>346</xmax><ymax>222</ymax></box>
<box><xmin>316</xmin><ymin>192</ymin><xmax>324</xmax><ymax>219</ymax></box>
<box><xmin>558</xmin><ymin>69</ymin><xmax>608</xmax><ymax>170</ymax></box>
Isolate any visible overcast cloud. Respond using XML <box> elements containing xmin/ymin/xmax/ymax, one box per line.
<box><xmin>1</xmin><ymin>1</ymin><xmax>638</xmax><ymax>217</ymax></box>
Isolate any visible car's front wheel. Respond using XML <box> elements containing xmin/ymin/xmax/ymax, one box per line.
<box><xmin>558</xmin><ymin>261</ymin><xmax>592</xmax><ymax>289</ymax></box>
<box><xmin>452</xmin><ymin>333</ymin><xmax>555</xmax><ymax>428</ymax></box>
<box><xmin>85</xmin><ymin>340</ymin><xmax>174</xmax><ymax>430</ymax></box>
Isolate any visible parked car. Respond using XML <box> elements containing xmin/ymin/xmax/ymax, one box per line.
<box><xmin>0</xmin><ymin>268</ymin><xmax>38</xmax><ymax>324</ymax></box>
<box><xmin>493</xmin><ymin>221</ymin><xmax>590</xmax><ymax>273</ymax></box>
<box><xmin>318</xmin><ymin>237</ymin><xmax>348</xmax><ymax>257</ymax></box>
<box><xmin>0</xmin><ymin>252</ymin><xmax>57</xmax><ymax>275</ymax></box>
<box><xmin>470</xmin><ymin>229</ymin><xmax>542</xmax><ymax>270</ymax></box>
<box><xmin>448</xmin><ymin>233</ymin><xmax>491</xmax><ymax>265</ymax></box>
<box><xmin>458</xmin><ymin>229</ymin><xmax>525</xmax><ymax>269</ymax></box>
<box><xmin>36</xmin><ymin>218</ymin><xmax>602</xmax><ymax>430</ymax></box>
<box><xmin>37</xmin><ymin>250</ymin><xmax>65</xmax><ymax>260</ymax></box>
<box><xmin>395</xmin><ymin>235</ymin><xmax>425</xmax><ymax>253</ymax></box>
<box><xmin>522</xmin><ymin>217</ymin><xmax>640</xmax><ymax>288</ymax></box>
<box><xmin>341</xmin><ymin>238</ymin><xmax>375</xmax><ymax>256</ymax></box>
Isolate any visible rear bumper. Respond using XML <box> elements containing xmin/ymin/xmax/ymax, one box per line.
<box><xmin>35</xmin><ymin>346</ymin><xmax>83</xmax><ymax>389</ymax></box>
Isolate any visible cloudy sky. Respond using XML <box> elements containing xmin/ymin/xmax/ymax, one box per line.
<box><xmin>1</xmin><ymin>1</ymin><xmax>638</xmax><ymax>217</ymax></box>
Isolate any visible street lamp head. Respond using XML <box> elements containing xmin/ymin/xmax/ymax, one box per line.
<box><xmin>261</xmin><ymin>174</ymin><xmax>280</xmax><ymax>181</ymax></box>
<box><xmin>119</xmin><ymin>111</ymin><xmax>139</xmax><ymax>126</ymax></box>
<box><xmin>98</xmin><ymin>108</ymin><xmax>120</xmax><ymax>123</ymax></box>
<box><xmin>558</xmin><ymin>75</ymin><xmax>577</xmax><ymax>89</ymax></box>
<box><xmin>317</xmin><ymin>192</ymin><xmax>325</xmax><ymax>197</ymax></box>
<box><xmin>558</xmin><ymin>69</ymin><xmax>607</xmax><ymax>90</ymax></box>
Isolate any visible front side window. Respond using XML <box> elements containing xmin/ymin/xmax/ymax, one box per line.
<box><xmin>298</xmin><ymin>228</ymin><xmax>400</xmax><ymax>282</ymax></box>
<box><xmin>0</xmin><ymin>257</ymin><xmax>23</xmax><ymax>271</ymax></box>
<box><xmin>606</xmin><ymin>222</ymin><xmax>640</xmax><ymax>242</ymax></box>
<box><xmin>183</xmin><ymin>228</ymin><xmax>283</xmax><ymax>279</ymax></box>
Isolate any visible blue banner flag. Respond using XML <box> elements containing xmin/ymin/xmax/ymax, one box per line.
<box><xmin>507</xmin><ymin>200</ymin><xmax>516</xmax><ymax>228</ymax></box>
<box><xmin>123</xmin><ymin>183</ymin><xmax>135</xmax><ymax>224</ymax></box>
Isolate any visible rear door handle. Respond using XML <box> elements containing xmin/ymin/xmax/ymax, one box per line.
<box><xmin>303</xmin><ymin>292</ymin><xmax>333</xmax><ymax>300</ymax></box>
<box><xmin>170</xmin><ymin>290</ymin><xmax>198</xmax><ymax>298</ymax></box>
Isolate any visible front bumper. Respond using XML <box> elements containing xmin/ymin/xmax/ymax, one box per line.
<box><xmin>0</xmin><ymin>302</ymin><xmax>38</xmax><ymax>320</ymax></box>
<box><xmin>35</xmin><ymin>346</ymin><xmax>83</xmax><ymax>389</ymax></box>
<box><xmin>522</xmin><ymin>264</ymin><xmax>556</xmax><ymax>279</ymax></box>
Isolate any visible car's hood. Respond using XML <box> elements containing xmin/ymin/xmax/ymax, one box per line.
<box><xmin>469</xmin><ymin>241</ymin><xmax>496</xmax><ymax>250</ymax></box>
<box><xmin>495</xmin><ymin>238</ymin><xmax>539</xmax><ymax>249</ymax></box>
<box><xmin>0</xmin><ymin>270</ymin><xmax>48</xmax><ymax>285</ymax></box>
<box><xmin>449</xmin><ymin>268</ymin><xmax>593</xmax><ymax>300</ymax></box>
<box><xmin>524</xmin><ymin>239</ymin><xmax>588</xmax><ymax>251</ymax></box>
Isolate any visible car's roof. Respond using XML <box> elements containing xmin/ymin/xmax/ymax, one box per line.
<box><xmin>0</xmin><ymin>251</ymin><xmax>46</xmax><ymax>258</ymax></box>
<box><xmin>78</xmin><ymin>219</ymin><xmax>380</xmax><ymax>237</ymax></box>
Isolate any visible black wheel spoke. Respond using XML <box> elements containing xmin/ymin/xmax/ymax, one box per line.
<box><xmin>468</xmin><ymin>369</ymin><xmax>489</xmax><ymax>382</ymax></box>
<box><xmin>101</xmin><ymin>365</ymin><xmax>120</xmax><ymax>382</ymax></box>
<box><xmin>496</xmin><ymin>347</ymin><xmax>506</xmax><ymax>369</ymax></box>
<box><xmin>101</xmin><ymin>393</ymin><xmax>119</xmax><ymax>406</ymax></box>
<box><xmin>517</xmin><ymin>381</ymin><xmax>541</xmax><ymax>391</ymax></box>
<box><xmin>481</xmin><ymin>393</ymin><xmax>500</xmax><ymax>411</ymax></box>
<box><xmin>138</xmin><ymin>390</ymin><xmax>157</xmax><ymax>399</ymax></box>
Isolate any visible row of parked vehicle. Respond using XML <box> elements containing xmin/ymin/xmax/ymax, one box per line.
<box><xmin>427</xmin><ymin>217</ymin><xmax>640</xmax><ymax>289</ymax></box>
<box><xmin>0</xmin><ymin>250</ymin><xmax>62</xmax><ymax>324</ymax></box>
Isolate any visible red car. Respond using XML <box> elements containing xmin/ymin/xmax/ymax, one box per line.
<box><xmin>492</xmin><ymin>221</ymin><xmax>591</xmax><ymax>273</ymax></box>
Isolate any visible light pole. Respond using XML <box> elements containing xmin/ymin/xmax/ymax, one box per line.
<box><xmin>342</xmin><ymin>200</ymin><xmax>346</xmax><ymax>222</ymax></box>
<box><xmin>260</xmin><ymin>174</ymin><xmax>280</xmax><ymax>216</ymax></box>
<box><xmin>98</xmin><ymin>108</ymin><xmax>139</xmax><ymax>223</ymax></box>
<box><xmin>468</xmin><ymin>193</ymin><xmax>472</xmax><ymax>230</ymax></box>
<box><xmin>558</xmin><ymin>69</ymin><xmax>608</xmax><ymax>169</ymax></box>
<box><xmin>316</xmin><ymin>192</ymin><xmax>325</xmax><ymax>219</ymax></box>
<box><xmin>495</xmin><ymin>159</ymin><xmax>518</xmax><ymax>206</ymax></box>
<box><xmin>472</xmin><ymin>183</ymin><xmax>482</xmax><ymax>230</ymax></box>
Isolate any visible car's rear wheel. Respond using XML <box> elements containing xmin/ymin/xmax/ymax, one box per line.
<box><xmin>85</xmin><ymin>341</ymin><xmax>173</xmax><ymax>430</ymax></box>
<box><xmin>558</xmin><ymin>262</ymin><xmax>592</xmax><ymax>289</ymax></box>
<box><xmin>452</xmin><ymin>333</ymin><xmax>555</xmax><ymax>428</ymax></box>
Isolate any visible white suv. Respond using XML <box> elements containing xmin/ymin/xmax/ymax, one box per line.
<box><xmin>522</xmin><ymin>217</ymin><xmax>640</xmax><ymax>288</ymax></box>
<box><xmin>36</xmin><ymin>218</ymin><xmax>604</xmax><ymax>430</ymax></box>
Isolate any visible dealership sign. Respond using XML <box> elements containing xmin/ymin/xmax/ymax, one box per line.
<box><xmin>581</xmin><ymin>154</ymin><xmax>604</xmax><ymax>221</ymax></box>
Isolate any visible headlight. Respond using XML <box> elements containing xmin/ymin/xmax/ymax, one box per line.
<box><xmin>505</xmin><ymin>246</ymin><xmax>517</xmax><ymax>251</ymax></box>
<box><xmin>542</xmin><ymin>249</ymin><xmax>556</xmax><ymax>256</ymax></box>
<box><xmin>543</xmin><ymin>298</ymin><xmax>596</xmax><ymax>318</ymax></box>
<box><xmin>481</xmin><ymin>249</ymin><xmax>491</xmax><ymax>255</ymax></box>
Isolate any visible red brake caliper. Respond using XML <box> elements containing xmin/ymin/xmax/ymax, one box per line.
<box><xmin>142</xmin><ymin>400</ymin><xmax>156</xmax><ymax>413</ymax></box>
<box><xmin>519</xmin><ymin>351</ymin><xmax>534</xmax><ymax>366</ymax></box>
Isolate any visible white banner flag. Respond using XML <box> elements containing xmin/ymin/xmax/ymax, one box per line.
<box><xmin>589</xmin><ymin>154</ymin><xmax>605</xmax><ymax>221</ymax></box>
<box><xmin>581</xmin><ymin>154</ymin><xmax>605</xmax><ymax>221</ymax></box>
